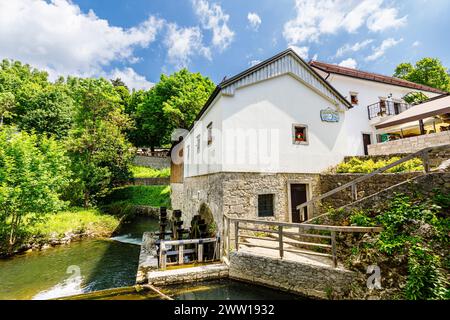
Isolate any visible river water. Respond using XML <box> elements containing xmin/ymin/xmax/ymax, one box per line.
<box><xmin>0</xmin><ymin>216</ymin><xmax>297</xmax><ymax>300</ymax></box>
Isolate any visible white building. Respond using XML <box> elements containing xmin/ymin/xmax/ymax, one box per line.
<box><xmin>171</xmin><ymin>49</ymin><xmax>445</xmax><ymax>228</ymax></box>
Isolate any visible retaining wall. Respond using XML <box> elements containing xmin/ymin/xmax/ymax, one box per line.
<box><xmin>133</xmin><ymin>155</ymin><xmax>171</xmax><ymax>169</ymax></box>
<box><xmin>229</xmin><ymin>251</ymin><xmax>356</xmax><ymax>299</ymax></box>
<box><xmin>368</xmin><ymin>131</ymin><xmax>450</xmax><ymax>155</ymax></box>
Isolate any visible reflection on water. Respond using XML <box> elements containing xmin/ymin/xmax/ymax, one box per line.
<box><xmin>0</xmin><ymin>216</ymin><xmax>158</xmax><ymax>300</ymax></box>
<box><xmin>171</xmin><ymin>280</ymin><xmax>301</xmax><ymax>300</ymax></box>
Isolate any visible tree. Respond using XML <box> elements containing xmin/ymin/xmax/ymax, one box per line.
<box><xmin>111</xmin><ymin>77</ymin><xmax>128</xmax><ymax>90</ymax></box>
<box><xmin>66</xmin><ymin>78</ymin><xmax>135</xmax><ymax>207</ymax></box>
<box><xmin>16</xmin><ymin>84</ymin><xmax>74</xmax><ymax>138</ymax></box>
<box><xmin>0</xmin><ymin>59</ymin><xmax>73</xmax><ymax>137</ymax></box>
<box><xmin>0</xmin><ymin>92</ymin><xmax>15</xmax><ymax>126</ymax></box>
<box><xmin>0</xmin><ymin>127</ymin><xmax>70</xmax><ymax>254</ymax></box>
<box><xmin>134</xmin><ymin>69</ymin><xmax>215</xmax><ymax>149</ymax></box>
<box><xmin>394</xmin><ymin>58</ymin><xmax>450</xmax><ymax>92</ymax></box>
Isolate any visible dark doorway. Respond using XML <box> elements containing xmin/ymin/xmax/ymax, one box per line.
<box><xmin>290</xmin><ymin>184</ymin><xmax>308</xmax><ymax>223</ymax></box>
<box><xmin>362</xmin><ymin>133</ymin><xmax>372</xmax><ymax>156</ymax></box>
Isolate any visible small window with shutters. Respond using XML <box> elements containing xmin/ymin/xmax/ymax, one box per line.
<box><xmin>258</xmin><ymin>194</ymin><xmax>274</xmax><ymax>217</ymax></box>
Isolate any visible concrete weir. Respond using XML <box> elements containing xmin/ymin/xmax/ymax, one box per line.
<box><xmin>136</xmin><ymin>232</ymin><xmax>229</xmax><ymax>285</ymax></box>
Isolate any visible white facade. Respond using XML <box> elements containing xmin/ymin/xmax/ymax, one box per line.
<box><xmin>182</xmin><ymin>50</ymin><xmax>441</xmax><ymax>178</ymax></box>
<box><xmin>314</xmin><ymin>71</ymin><xmax>440</xmax><ymax>155</ymax></box>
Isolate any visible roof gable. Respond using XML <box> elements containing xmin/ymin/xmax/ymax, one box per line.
<box><xmin>220</xmin><ymin>49</ymin><xmax>351</xmax><ymax>110</ymax></box>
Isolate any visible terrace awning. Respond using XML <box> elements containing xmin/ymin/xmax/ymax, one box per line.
<box><xmin>375</xmin><ymin>94</ymin><xmax>450</xmax><ymax>130</ymax></box>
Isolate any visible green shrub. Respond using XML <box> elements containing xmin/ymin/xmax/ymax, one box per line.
<box><xmin>336</xmin><ymin>157</ymin><xmax>423</xmax><ymax>173</ymax></box>
<box><xmin>405</xmin><ymin>244</ymin><xmax>448</xmax><ymax>300</ymax></box>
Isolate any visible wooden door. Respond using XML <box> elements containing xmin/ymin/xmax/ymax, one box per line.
<box><xmin>290</xmin><ymin>184</ymin><xmax>308</xmax><ymax>223</ymax></box>
<box><xmin>362</xmin><ymin>134</ymin><xmax>372</xmax><ymax>156</ymax></box>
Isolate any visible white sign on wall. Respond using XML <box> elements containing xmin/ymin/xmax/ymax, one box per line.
<box><xmin>320</xmin><ymin>108</ymin><xmax>340</xmax><ymax>122</ymax></box>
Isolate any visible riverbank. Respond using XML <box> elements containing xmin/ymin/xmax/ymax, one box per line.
<box><xmin>1</xmin><ymin>208</ymin><xmax>121</xmax><ymax>258</ymax></box>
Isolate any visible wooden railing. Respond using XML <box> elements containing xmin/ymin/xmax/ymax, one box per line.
<box><xmin>223</xmin><ymin>215</ymin><xmax>382</xmax><ymax>268</ymax></box>
<box><xmin>297</xmin><ymin>144</ymin><xmax>450</xmax><ymax>222</ymax></box>
<box><xmin>158</xmin><ymin>238</ymin><xmax>220</xmax><ymax>270</ymax></box>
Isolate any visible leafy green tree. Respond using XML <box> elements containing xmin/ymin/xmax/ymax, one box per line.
<box><xmin>0</xmin><ymin>127</ymin><xmax>70</xmax><ymax>254</ymax></box>
<box><xmin>0</xmin><ymin>59</ymin><xmax>73</xmax><ymax>137</ymax></box>
<box><xmin>394</xmin><ymin>58</ymin><xmax>450</xmax><ymax>92</ymax></box>
<box><xmin>0</xmin><ymin>92</ymin><xmax>15</xmax><ymax>126</ymax></box>
<box><xmin>111</xmin><ymin>77</ymin><xmax>128</xmax><ymax>90</ymax></box>
<box><xmin>17</xmin><ymin>84</ymin><xmax>74</xmax><ymax>138</ymax></box>
<box><xmin>135</xmin><ymin>69</ymin><xmax>215</xmax><ymax>149</ymax></box>
<box><xmin>66</xmin><ymin>78</ymin><xmax>135</xmax><ymax>207</ymax></box>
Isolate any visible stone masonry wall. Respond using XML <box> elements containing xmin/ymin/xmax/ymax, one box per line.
<box><xmin>179</xmin><ymin>172</ymin><xmax>321</xmax><ymax>234</ymax></box>
<box><xmin>229</xmin><ymin>251</ymin><xmax>356</xmax><ymax>299</ymax></box>
<box><xmin>222</xmin><ymin>172</ymin><xmax>320</xmax><ymax>222</ymax></box>
<box><xmin>341</xmin><ymin>172</ymin><xmax>450</xmax><ymax>213</ymax></box>
<box><xmin>319</xmin><ymin>173</ymin><xmax>422</xmax><ymax>209</ymax></box>
<box><xmin>133</xmin><ymin>155</ymin><xmax>171</xmax><ymax>169</ymax></box>
<box><xmin>368</xmin><ymin>131</ymin><xmax>450</xmax><ymax>155</ymax></box>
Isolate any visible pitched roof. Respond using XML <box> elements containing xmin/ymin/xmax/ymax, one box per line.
<box><xmin>189</xmin><ymin>49</ymin><xmax>352</xmax><ymax>131</ymax></box>
<box><xmin>309</xmin><ymin>60</ymin><xmax>447</xmax><ymax>95</ymax></box>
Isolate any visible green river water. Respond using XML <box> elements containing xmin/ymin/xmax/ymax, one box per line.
<box><xmin>0</xmin><ymin>217</ymin><xmax>298</xmax><ymax>300</ymax></box>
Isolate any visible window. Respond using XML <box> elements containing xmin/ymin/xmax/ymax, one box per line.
<box><xmin>350</xmin><ymin>92</ymin><xmax>358</xmax><ymax>105</ymax></box>
<box><xmin>196</xmin><ymin>134</ymin><xmax>201</xmax><ymax>153</ymax></box>
<box><xmin>258</xmin><ymin>194</ymin><xmax>274</xmax><ymax>217</ymax></box>
<box><xmin>292</xmin><ymin>124</ymin><xmax>308</xmax><ymax>145</ymax></box>
<box><xmin>207</xmin><ymin>122</ymin><xmax>213</xmax><ymax>145</ymax></box>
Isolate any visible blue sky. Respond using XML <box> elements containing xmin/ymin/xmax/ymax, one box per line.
<box><xmin>1</xmin><ymin>0</ymin><xmax>449</xmax><ymax>90</ymax></box>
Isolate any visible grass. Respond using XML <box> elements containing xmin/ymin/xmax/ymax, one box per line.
<box><xmin>105</xmin><ymin>185</ymin><xmax>171</xmax><ymax>208</ymax></box>
<box><xmin>30</xmin><ymin>208</ymin><xmax>120</xmax><ymax>238</ymax></box>
<box><xmin>131</xmin><ymin>165</ymin><xmax>170</xmax><ymax>178</ymax></box>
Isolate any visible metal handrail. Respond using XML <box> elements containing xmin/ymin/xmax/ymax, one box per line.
<box><xmin>297</xmin><ymin>144</ymin><xmax>450</xmax><ymax>222</ymax></box>
<box><xmin>367</xmin><ymin>101</ymin><xmax>410</xmax><ymax>120</ymax></box>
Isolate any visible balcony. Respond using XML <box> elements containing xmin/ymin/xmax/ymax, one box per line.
<box><xmin>367</xmin><ymin>101</ymin><xmax>410</xmax><ymax>120</ymax></box>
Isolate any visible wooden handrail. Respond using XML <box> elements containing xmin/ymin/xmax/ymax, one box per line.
<box><xmin>224</xmin><ymin>214</ymin><xmax>382</xmax><ymax>233</ymax></box>
<box><xmin>296</xmin><ymin>144</ymin><xmax>450</xmax><ymax>219</ymax></box>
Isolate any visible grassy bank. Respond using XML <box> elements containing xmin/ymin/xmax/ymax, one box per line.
<box><xmin>131</xmin><ymin>165</ymin><xmax>170</xmax><ymax>178</ymax></box>
<box><xmin>1</xmin><ymin>208</ymin><xmax>121</xmax><ymax>256</ymax></box>
<box><xmin>104</xmin><ymin>185</ymin><xmax>171</xmax><ymax>208</ymax></box>
<box><xmin>30</xmin><ymin>208</ymin><xmax>120</xmax><ymax>239</ymax></box>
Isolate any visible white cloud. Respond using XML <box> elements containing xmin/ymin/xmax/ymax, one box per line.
<box><xmin>365</xmin><ymin>38</ymin><xmax>403</xmax><ymax>61</ymax></box>
<box><xmin>0</xmin><ymin>0</ymin><xmax>163</xmax><ymax>79</ymax></box>
<box><xmin>366</xmin><ymin>7</ymin><xmax>407</xmax><ymax>32</ymax></box>
<box><xmin>164</xmin><ymin>23</ymin><xmax>211</xmax><ymax>68</ymax></box>
<box><xmin>249</xmin><ymin>60</ymin><xmax>262</xmax><ymax>67</ymax></box>
<box><xmin>412</xmin><ymin>41</ymin><xmax>421</xmax><ymax>47</ymax></box>
<box><xmin>107</xmin><ymin>68</ymin><xmax>154</xmax><ymax>91</ymax></box>
<box><xmin>283</xmin><ymin>0</ymin><xmax>407</xmax><ymax>45</ymax></box>
<box><xmin>289</xmin><ymin>45</ymin><xmax>309</xmax><ymax>60</ymax></box>
<box><xmin>336</xmin><ymin>39</ymin><xmax>373</xmax><ymax>57</ymax></box>
<box><xmin>247</xmin><ymin>12</ymin><xmax>262</xmax><ymax>31</ymax></box>
<box><xmin>338</xmin><ymin>58</ymin><xmax>358</xmax><ymax>69</ymax></box>
<box><xmin>192</xmin><ymin>0</ymin><xmax>234</xmax><ymax>51</ymax></box>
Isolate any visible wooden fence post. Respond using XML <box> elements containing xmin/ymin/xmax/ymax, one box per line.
<box><xmin>226</xmin><ymin>217</ymin><xmax>231</xmax><ymax>260</ymax></box>
<box><xmin>422</xmin><ymin>151</ymin><xmax>430</xmax><ymax>173</ymax></box>
<box><xmin>235</xmin><ymin>221</ymin><xmax>239</xmax><ymax>252</ymax></box>
<box><xmin>159</xmin><ymin>241</ymin><xmax>167</xmax><ymax>270</ymax></box>
<box><xmin>351</xmin><ymin>183</ymin><xmax>358</xmax><ymax>201</ymax></box>
<box><xmin>198</xmin><ymin>243</ymin><xmax>203</xmax><ymax>262</ymax></box>
<box><xmin>178</xmin><ymin>244</ymin><xmax>184</xmax><ymax>265</ymax></box>
<box><xmin>331</xmin><ymin>231</ymin><xmax>337</xmax><ymax>268</ymax></box>
<box><xmin>278</xmin><ymin>225</ymin><xmax>284</xmax><ymax>259</ymax></box>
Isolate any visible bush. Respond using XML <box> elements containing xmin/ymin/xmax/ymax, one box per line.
<box><xmin>336</xmin><ymin>157</ymin><xmax>423</xmax><ymax>173</ymax></box>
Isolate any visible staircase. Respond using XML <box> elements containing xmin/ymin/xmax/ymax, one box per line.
<box><xmin>297</xmin><ymin>144</ymin><xmax>450</xmax><ymax>224</ymax></box>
